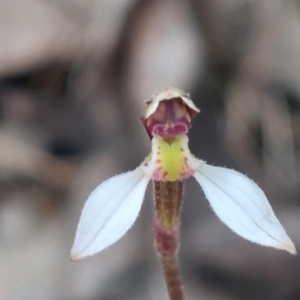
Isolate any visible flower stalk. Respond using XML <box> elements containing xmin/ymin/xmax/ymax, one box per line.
<box><xmin>153</xmin><ymin>180</ymin><xmax>184</xmax><ymax>300</ymax></box>
<box><xmin>160</xmin><ymin>255</ymin><xmax>183</xmax><ymax>300</ymax></box>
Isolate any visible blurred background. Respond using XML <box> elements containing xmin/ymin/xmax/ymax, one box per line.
<box><xmin>1</xmin><ymin>0</ymin><xmax>300</xmax><ymax>299</ymax></box>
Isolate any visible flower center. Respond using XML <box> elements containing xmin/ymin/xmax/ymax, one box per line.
<box><xmin>144</xmin><ymin>99</ymin><xmax>192</xmax><ymax>138</ymax></box>
<box><xmin>142</xmin><ymin>135</ymin><xmax>199</xmax><ymax>182</ymax></box>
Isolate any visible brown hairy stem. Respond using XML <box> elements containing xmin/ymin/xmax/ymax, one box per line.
<box><xmin>153</xmin><ymin>180</ymin><xmax>184</xmax><ymax>300</ymax></box>
<box><xmin>161</xmin><ymin>255</ymin><xmax>184</xmax><ymax>300</ymax></box>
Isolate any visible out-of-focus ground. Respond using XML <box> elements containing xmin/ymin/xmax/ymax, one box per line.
<box><xmin>1</xmin><ymin>0</ymin><xmax>300</xmax><ymax>299</ymax></box>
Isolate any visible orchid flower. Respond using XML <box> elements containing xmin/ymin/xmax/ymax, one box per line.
<box><xmin>71</xmin><ymin>87</ymin><xmax>296</xmax><ymax>262</ymax></box>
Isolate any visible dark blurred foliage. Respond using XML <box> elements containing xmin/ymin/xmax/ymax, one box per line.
<box><xmin>1</xmin><ymin>0</ymin><xmax>300</xmax><ymax>299</ymax></box>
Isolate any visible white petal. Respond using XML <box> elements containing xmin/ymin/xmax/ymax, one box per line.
<box><xmin>194</xmin><ymin>163</ymin><xmax>296</xmax><ymax>254</ymax></box>
<box><xmin>71</xmin><ymin>167</ymin><xmax>149</xmax><ymax>260</ymax></box>
<box><xmin>144</xmin><ymin>87</ymin><xmax>200</xmax><ymax>118</ymax></box>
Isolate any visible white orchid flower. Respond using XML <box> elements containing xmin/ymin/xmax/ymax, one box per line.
<box><xmin>71</xmin><ymin>87</ymin><xmax>295</xmax><ymax>261</ymax></box>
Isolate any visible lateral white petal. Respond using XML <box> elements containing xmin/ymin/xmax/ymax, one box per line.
<box><xmin>71</xmin><ymin>167</ymin><xmax>149</xmax><ymax>260</ymax></box>
<box><xmin>194</xmin><ymin>163</ymin><xmax>296</xmax><ymax>254</ymax></box>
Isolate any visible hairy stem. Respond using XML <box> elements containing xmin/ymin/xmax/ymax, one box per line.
<box><xmin>153</xmin><ymin>180</ymin><xmax>184</xmax><ymax>300</ymax></box>
<box><xmin>160</xmin><ymin>255</ymin><xmax>184</xmax><ymax>300</ymax></box>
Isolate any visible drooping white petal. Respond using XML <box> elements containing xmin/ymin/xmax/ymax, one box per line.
<box><xmin>194</xmin><ymin>163</ymin><xmax>296</xmax><ymax>254</ymax></box>
<box><xmin>143</xmin><ymin>87</ymin><xmax>200</xmax><ymax>118</ymax></box>
<box><xmin>71</xmin><ymin>167</ymin><xmax>149</xmax><ymax>260</ymax></box>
